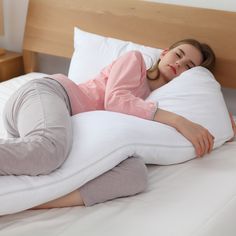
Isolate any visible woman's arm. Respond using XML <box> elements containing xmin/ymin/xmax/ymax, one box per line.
<box><xmin>154</xmin><ymin>109</ymin><xmax>214</xmax><ymax>157</ymax></box>
<box><xmin>228</xmin><ymin>113</ymin><xmax>236</xmax><ymax>142</ymax></box>
<box><xmin>230</xmin><ymin>113</ymin><xmax>236</xmax><ymax>135</ymax></box>
<box><xmin>104</xmin><ymin>51</ymin><xmax>157</xmax><ymax>120</ymax></box>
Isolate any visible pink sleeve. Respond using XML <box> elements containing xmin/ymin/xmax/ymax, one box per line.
<box><xmin>104</xmin><ymin>51</ymin><xmax>158</xmax><ymax>120</ymax></box>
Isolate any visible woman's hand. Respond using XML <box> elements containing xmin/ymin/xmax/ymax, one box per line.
<box><xmin>228</xmin><ymin>113</ymin><xmax>236</xmax><ymax>142</ymax></box>
<box><xmin>175</xmin><ymin>117</ymin><xmax>215</xmax><ymax>157</ymax></box>
<box><xmin>154</xmin><ymin>109</ymin><xmax>215</xmax><ymax>157</ymax></box>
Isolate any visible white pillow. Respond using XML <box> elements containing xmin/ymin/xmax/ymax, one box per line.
<box><xmin>0</xmin><ymin>68</ymin><xmax>233</xmax><ymax>215</ymax></box>
<box><xmin>146</xmin><ymin>67</ymin><xmax>233</xmax><ymax>156</ymax></box>
<box><xmin>68</xmin><ymin>27</ymin><xmax>162</xmax><ymax>83</ymax></box>
<box><xmin>67</xmin><ymin>28</ymin><xmax>233</xmax><ymax>162</ymax></box>
<box><xmin>72</xmin><ymin>67</ymin><xmax>233</xmax><ymax>165</ymax></box>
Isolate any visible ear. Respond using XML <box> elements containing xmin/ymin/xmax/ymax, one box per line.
<box><xmin>160</xmin><ymin>48</ymin><xmax>169</xmax><ymax>59</ymax></box>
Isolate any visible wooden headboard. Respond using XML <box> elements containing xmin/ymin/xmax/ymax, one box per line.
<box><xmin>23</xmin><ymin>0</ymin><xmax>236</xmax><ymax>89</ymax></box>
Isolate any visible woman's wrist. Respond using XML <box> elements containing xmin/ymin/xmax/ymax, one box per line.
<box><xmin>174</xmin><ymin>115</ymin><xmax>188</xmax><ymax>132</ymax></box>
<box><xmin>153</xmin><ymin>108</ymin><xmax>183</xmax><ymax>129</ymax></box>
<box><xmin>154</xmin><ymin>108</ymin><xmax>215</xmax><ymax>157</ymax></box>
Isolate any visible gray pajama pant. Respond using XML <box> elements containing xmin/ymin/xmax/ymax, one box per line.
<box><xmin>0</xmin><ymin>78</ymin><xmax>72</xmax><ymax>175</ymax></box>
<box><xmin>0</xmin><ymin>78</ymin><xmax>148</xmax><ymax>205</ymax></box>
<box><xmin>80</xmin><ymin>156</ymin><xmax>148</xmax><ymax>206</ymax></box>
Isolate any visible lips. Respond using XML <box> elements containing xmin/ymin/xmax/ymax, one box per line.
<box><xmin>168</xmin><ymin>65</ymin><xmax>177</xmax><ymax>75</ymax></box>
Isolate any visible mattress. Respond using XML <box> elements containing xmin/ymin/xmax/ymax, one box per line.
<box><xmin>0</xmin><ymin>73</ymin><xmax>236</xmax><ymax>236</ymax></box>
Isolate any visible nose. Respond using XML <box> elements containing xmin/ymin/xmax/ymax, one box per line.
<box><xmin>175</xmin><ymin>60</ymin><xmax>182</xmax><ymax>67</ymax></box>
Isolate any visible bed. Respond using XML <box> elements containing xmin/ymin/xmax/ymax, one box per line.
<box><xmin>0</xmin><ymin>1</ymin><xmax>236</xmax><ymax>235</ymax></box>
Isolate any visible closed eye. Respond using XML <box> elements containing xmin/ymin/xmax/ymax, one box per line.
<box><xmin>175</xmin><ymin>53</ymin><xmax>181</xmax><ymax>58</ymax></box>
<box><xmin>186</xmin><ymin>64</ymin><xmax>192</xmax><ymax>69</ymax></box>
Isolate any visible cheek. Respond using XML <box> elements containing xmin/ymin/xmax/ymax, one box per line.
<box><xmin>158</xmin><ymin>60</ymin><xmax>163</xmax><ymax>69</ymax></box>
<box><xmin>160</xmin><ymin>54</ymin><xmax>173</xmax><ymax>63</ymax></box>
<box><xmin>158</xmin><ymin>55</ymin><xmax>171</xmax><ymax>67</ymax></box>
<box><xmin>178</xmin><ymin>69</ymin><xmax>184</xmax><ymax>75</ymax></box>
<box><xmin>177</xmin><ymin>67</ymin><xmax>187</xmax><ymax>75</ymax></box>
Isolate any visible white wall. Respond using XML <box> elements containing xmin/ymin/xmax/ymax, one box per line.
<box><xmin>0</xmin><ymin>0</ymin><xmax>69</xmax><ymax>74</ymax></box>
<box><xmin>0</xmin><ymin>0</ymin><xmax>235</xmax><ymax>113</ymax></box>
<box><xmin>0</xmin><ymin>0</ymin><xmax>28</xmax><ymax>52</ymax></box>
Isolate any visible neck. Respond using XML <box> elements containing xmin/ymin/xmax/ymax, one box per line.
<box><xmin>146</xmin><ymin>64</ymin><xmax>168</xmax><ymax>91</ymax></box>
<box><xmin>147</xmin><ymin>77</ymin><xmax>167</xmax><ymax>91</ymax></box>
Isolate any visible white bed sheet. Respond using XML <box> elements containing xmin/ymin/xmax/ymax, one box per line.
<box><xmin>0</xmin><ymin>74</ymin><xmax>236</xmax><ymax>236</ymax></box>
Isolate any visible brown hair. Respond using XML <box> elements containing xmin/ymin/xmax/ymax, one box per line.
<box><xmin>147</xmin><ymin>38</ymin><xmax>216</xmax><ymax>80</ymax></box>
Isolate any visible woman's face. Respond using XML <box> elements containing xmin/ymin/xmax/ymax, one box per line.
<box><xmin>158</xmin><ymin>44</ymin><xmax>203</xmax><ymax>82</ymax></box>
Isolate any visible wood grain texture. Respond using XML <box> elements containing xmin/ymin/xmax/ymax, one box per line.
<box><xmin>0</xmin><ymin>51</ymin><xmax>24</xmax><ymax>81</ymax></box>
<box><xmin>23</xmin><ymin>0</ymin><xmax>236</xmax><ymax>88</ymax></box>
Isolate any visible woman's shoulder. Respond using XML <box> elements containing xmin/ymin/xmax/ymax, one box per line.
<box><xmin>116</xmin><ymin>50</ymin><xmax>144</xmax><ymax>65</ymax></box>
<box><xmin>123</xmin><ymin>50</ymin><xmax>143</xmax><ymax>59</ymax></box>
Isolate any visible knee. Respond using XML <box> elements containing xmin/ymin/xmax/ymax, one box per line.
<box><xmin>37</xmin><ymin>150</ymin><xmax>67</xmax><ymax>175</ymax></box>
<box><xmin>27</xmin><ymin>142</ymin><xmax>67</xmax><ymax>176</ymax></box>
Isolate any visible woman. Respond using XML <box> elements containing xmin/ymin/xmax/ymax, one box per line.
<box><xmin>33</xmin><ymin>39</ymin><xmax>236</xmax><ymax>209</ymax></box>
<box><xmin>0</xmin><ymin>39</ymin><xmax>235</xmax><ymax>207</ymax></box>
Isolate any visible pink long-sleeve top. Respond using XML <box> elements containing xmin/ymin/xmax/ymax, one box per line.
<box><xmin>48</xmin><ymin>51</ymin><xmax>158</xmax><ymax>120</ymax></box>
